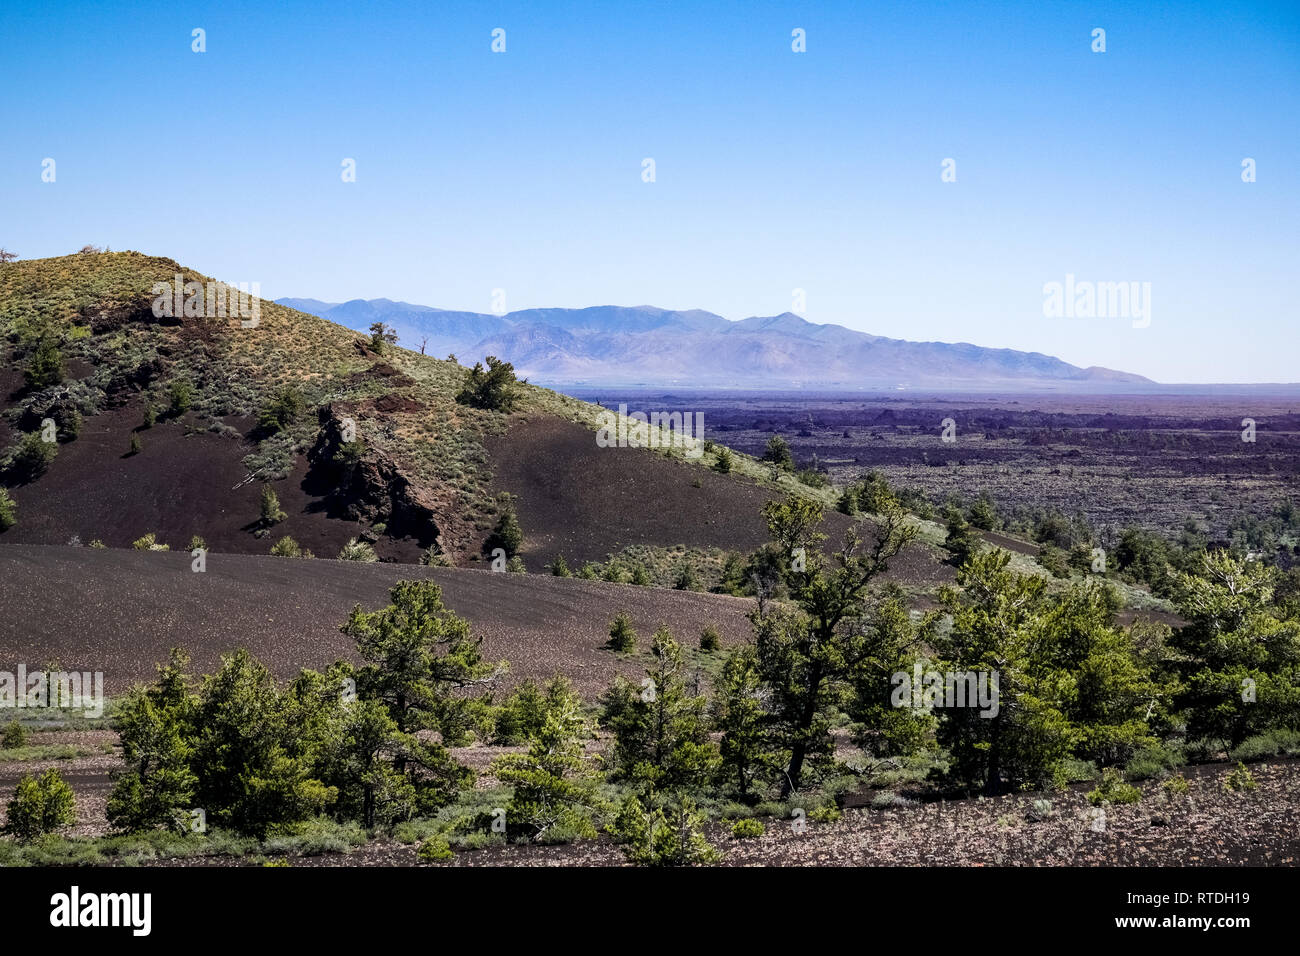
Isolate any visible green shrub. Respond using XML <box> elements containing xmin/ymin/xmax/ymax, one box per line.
<box><xmin>416</xmin><ymin>835</ymin><xmax>453</xmax><ymax>862</ymax></box>
<box><xmin>1223</xmin><ymin>762</ymin><xmax>1257</xmax><ymax>793</ymax></box>
<box><xmin>335</xmin><ymin>440</ymin><xmax>366</xmax><ymax>466</ymax></box>
<box><xmin>168</xmin><ymin>380</ymin><xmax>192</xmax><ymax>416</ymax></box>
<box><xmin>549</xmin><ymin>554</ymin><xmax>571</xmax><ymax>577</ymax></box>
<box><xmin>609</xmin><ymin>795</ymin><xmax>719</xmax><ymax>866</ymax></box>
<box><xmin>1162</xmin><ymin>774</ymin><xmax>1189</xmax><ymax>797</ymax></box>
<box><xmin>56</xmin><ymin>408</ymin><xmax>82</xmax><ymax>441</ymax></box>
<box><xmin>1037</xmin><ymin>544</ymin><xmax>1071</xmax><ymax>579</ymax></box>
<box><xmin>699</xmin><ymin>625</ymin><xmax>720</xmax><ymax>653</ymax></box>
<box><xmin>5</xmin><ymin>432</ymin><xmax>57</xmax><ymax>480</ymax></box>
<box><xmin>257</xmin><ymin>387</ymin><xmax>304</xmax><ymax>435</ymax></box>
<box><xmin>485</xmin><ymin>494</ymin><xmax>523</xmax><ymax>557</ymax></box>
<box><xmin>713</xmin><ymin>448</ymin><xmax>733</xmax><ymax>473</ymax></box>
<box><xmin>455</xmin><ymin>356</ymin><xmax>518</xmax><ymax>412</ymax></box>
<box><xmin>808</xmin><ymin>804</ymin><xmax>842</xmax><ymax>823</ymax></box>
<box><xmin>605</xmin><ymin>614</ymin><xmax>637</xmax><ymax>652</ymax></box>
<box><xmin>337</xmin><ymin>538</ymin><xmax>377</xmax><ymax>562</ymax></box>
<box><xmin>1086</xmin><ymin>768</ymin><xmax>1142</xmax><ymax>806</ymax></box>
<box><xmin>131</xmin><ymin>532</ymin><xmax>169</xmax><ymax>551</ymax></box>
<box><xmin>420</xmin><ymin>546</ymin><xmax>452</xmax><ymax>567</ymax></box>
<box><xmin>24</xmin><ymin>337</ymin><xmax>64</xmax><ymax>389</ymax></box>
<box><xmin>128</xmin><ymin>434</ymin><xmax>142</xmax><ymax>456</ymax></box>
<box><xmin>270</xmin><ymin>536</ymin><xmax>311</xmax><ymax>558</ymax></box>
<box><xmin>795</xmin><ymin>468</ymin><xmax>828</xmax><ymax>489</ymax></box>
<box><xmin>731</xmin><ymin>817</ymin><xmax>764</xmax><ymax>839</ymax></box>
<box><xmin>1124</xmin><ymin>743</ymin><xmax>1185</xmax><ymax>781</ymax></box>
<box><xmin>1</xmin><ymin>721</ymin><xmax>27</xmax><ymax>749</ymax></box>
<box><xmin>631</xmin><ymin>564</ymin><xmax>652</xmax><ymax>586</ymax></box>
<box><xmin>3</xmin><ymin>769</ymin><xmax>76</xmax><ymax>840</ymax></box>
<box><xmin>1230</xmin><ymin>730</ymin><xmax>1300</xmax><ymax>763</ymax></box>
<box><xmin>259</xmin><ymin>485</ymin><xmax>287</xmax><ymax>526</ymax></box>
<box><xmin>0</xmin><ymin>488</ymin><xmax>16</xmax><ymax>531</ymax></box>
<box><xmin>673</xmin><ymin>564</ymin><xmax>699</xmax><ymax>591</ymax></box>
<box><xmin>1026</xmin><ymin>798</ymin><xmax>1054</xmax><ymax>822</ymax></box>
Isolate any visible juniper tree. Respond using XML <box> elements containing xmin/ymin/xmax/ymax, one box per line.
<box><xmin>23</xmin><ymin>336</ymin><xmax>64</xmax><ymax>389</ymax></box>
<box><xmin>455</xmin><ymin>356</ymin><xmax>518</xmax><ymax>412</ymax></box>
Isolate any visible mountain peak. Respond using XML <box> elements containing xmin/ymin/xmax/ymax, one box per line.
<box><xmin>278</xmin><ymin>298</ymin><xmax>1155</xmax><ymax>390</ymax></box>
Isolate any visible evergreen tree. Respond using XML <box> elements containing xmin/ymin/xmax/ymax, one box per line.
<box><xmin>712</xmin><ymin>645</ymin><xmax>768</xmax><ymax>797</ymax></box>
<box><xmin>341</xmin><ymin>580</ymin><xmax>505</xmax><ymax>812</ymax></box>
<box><xmin>485</xmin><ymin>494</ymin><xmax>523</xmax><ymax>556</ymax></box>
<box><xmin>455</xmin><ymin>356</ymin><xmax>519</xmax><ymax>412</ymax></box>
<box><xmin>943</xmin><ymin>503</ymin><xmax>980</xmax><ymax>566</ymax></box>
<box><xmin>492</xmin><ymin>694</ymin><xmax>600</xmax><ymax>842</ymax></box>
<box><xmin>600</xmin><ymin>627</ymin><xmax>718</xmax><ymax>792</ymax></box>
<box><xmin>935</xmin><ymin>549</ymin><xmax>1075</xmax><ymax>794</ymax></box>
<box><xmin>106</xmin><ymin>649</ymin><xmax>199</xmax><ymax>833</ymax></box>
<box><xmin>23</xmin><ymin>336</ymin><xmax>64</xmax><ymax>389</ymax></box>
<box><xmin>260</xmin><ymin>484</ymin><xmax>286</xmax><ymax>526</ymax></box>
<box><xmin>762</xmin><ymin>435</ymin><xmax>794</xmax><ymax>470</ymax></box>
<box><xmin>1168</xmin><ymin>550</ymin><xmax>1300</xmax><ymax>746</ymax></box>
<box><xmin>753</xmin><ymin>495</ymin><xmax>916</xmax><ymax>794</ymax></box>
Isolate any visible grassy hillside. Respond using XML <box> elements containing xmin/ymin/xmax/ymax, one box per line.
<box><xmin>0</xmin><ymin>251</ymin><xmax>598</xmax><ymax>558</ymax></box>
<box><xmin>0</xmin><ymin>251</ymin><xmax>849</xmax><ymax>566</ymax></box>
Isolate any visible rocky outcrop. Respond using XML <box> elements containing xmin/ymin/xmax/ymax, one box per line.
<box><xmin>306</xmin><ymin>403</ymin><xmax>442</xmax><ymax>550</ymax></box>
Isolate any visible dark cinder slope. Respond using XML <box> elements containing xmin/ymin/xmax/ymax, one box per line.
<box><xmin>0</xmin><ymin>544</ymin><xmax>754</xmax><ymax>698</ymax></box>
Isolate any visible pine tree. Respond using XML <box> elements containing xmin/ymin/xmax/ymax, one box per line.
<box><xmin>341</xmin><ymin>580</ymin><xmax>505</xmax><ymax>812</ymax></box>
<box><xmin>712</xmin><ymin>645</ymin><xmax>768</xmax><ymax>797</ymax></box>
<box><xmin>260</xmin><ymin>484</ymin><xmax>286</xmax><ymax>526</ymax></box>
<box><xmin>936</xmin><ymin>549</ymin><xmax>1074</xmax><ymax>794</ymax></box>
<box><xmin>492</xmin><ymin>694</ymin><xmax>599</xmax><ymax>842</ymax></box>
<box><xmin>599</xmin><ymin>627</ymin><xmax>717</xmax><ymax>792</ymax></box>
<box><xmin>753</xmin><ymin>495</ymin><xmax>916</xmax><ymax>794</ymax></box>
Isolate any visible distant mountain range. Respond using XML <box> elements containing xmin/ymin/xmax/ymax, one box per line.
<box><xmin>276</xmin><ymin>298</ymin><xmax>1155</xmax><ymax>390</ymax></box>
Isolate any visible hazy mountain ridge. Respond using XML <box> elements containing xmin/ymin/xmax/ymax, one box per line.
<box><xmin>280</xmin><ymin>299</ymin><xmax>1155</xmax><ymax>389</ymax></box>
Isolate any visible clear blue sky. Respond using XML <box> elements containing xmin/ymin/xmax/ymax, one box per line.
<box><xmin>2</xmin><ymin>0</ymin><xmax>1297</xmax><ymax>382</ymax></box>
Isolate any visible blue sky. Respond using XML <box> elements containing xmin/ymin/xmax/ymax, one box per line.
<box><xmin>2</xmin><ymin>0</ymin><xmax>1297</xmax><ymax>383</ymax></box>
